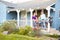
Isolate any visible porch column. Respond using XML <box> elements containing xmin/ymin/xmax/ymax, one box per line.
<box><xmin>16</xmin><ymin>10</ymin><xmax>20</xmax><ymax>28</ymax></box>
<box><xmin>46</xmin><ymin>6</ymin><xmax>51</xmax><ymax>32</ymax></box>
<box><xmin>29</xmin><ymin>8</ymin><xmax>33</xmax><ymax>27</ymax></box>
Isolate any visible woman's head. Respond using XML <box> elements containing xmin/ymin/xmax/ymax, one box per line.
<box><xmin>33</xmin><ymin>10</ymin><xmax>37</xmax><ymax>15</ymax></box>
<box><xmin>41</xmin><ymin>9</ymin><xmax>44</xmax><ymax>14</ymax></box>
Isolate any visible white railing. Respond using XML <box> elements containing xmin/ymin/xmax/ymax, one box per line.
<box><xmin>4</xmin><ymin>20</ymin><xmax>31</xmax><ymax>27</ymax></box>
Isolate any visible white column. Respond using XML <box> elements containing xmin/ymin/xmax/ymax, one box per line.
<box><xmin>26</xmin><ymin>10</ymin><xmax>27</xmax><ymax>25</ymax></box>
<box><xmin>29</xmin><ymin>8</ymin><xmax>33</xmax><ymax>27</ymax></box>
<box><xmin>16</xmin><ymin>10</ymin><xmax>20</xmax><ymax>28</ymax></box>
<box><xmin>47</xmin><ymin>9</ymin><xmax>50</xmax><ymax>32</ymax></box>
<box><xmin>46</xmin><ymin>6</ymin><xmax>51</xmax><ymax>32</ymax></box>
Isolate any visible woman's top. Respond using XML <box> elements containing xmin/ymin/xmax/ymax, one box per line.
<box><xmin>40</xmin><ymin>14</ymin><xmax>46</xmax><ymax>20</ymax></box>
<box><xmin>32</xmin><ymin>15</ymin><xmax>38</xmax><ymax>22</ymax></box>
<box><xmin>32</xmin><ymin>15</ymin><xmax>37</xmax><ymax>20</ymax></box>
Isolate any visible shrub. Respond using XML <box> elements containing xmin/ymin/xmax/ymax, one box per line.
<box><xmin>27</xmin><ymin>30</ymin><xmax>36</xmax><ymax>37</ymax></box>
<box><xmin>18</xmin><ymin>27</ymin><xmax>26</xmax><ymax>35</ymax></box>
<box><xmin>27</xmin><ymin>27</ymin><xmax>42</xmax><ymax>37</ymax></box>
<box><xmin>17</xmin><ymin>26</ymin><xmax>32</xmax><ymax>35</ymax></box>
<box><xmin>12</xmin><ymin>25</ymin><xmax>37</xmax><ymax>37</ymax></box>
<box><xmin>0</xmin><ymin>21</ymin><xmax>42</xmax><ymax>37</ymax></box>
<box><xmin>0</xmin><ymin>20</ymin><xmax>17</xmax><ymax>34</ymax></box>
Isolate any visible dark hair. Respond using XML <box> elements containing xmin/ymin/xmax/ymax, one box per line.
<box><xmin>33</xmin><ymin>10</ymin><xmax>36</xmax><ymax>15</ymax></box>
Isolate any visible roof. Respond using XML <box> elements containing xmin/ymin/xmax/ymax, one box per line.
<box><xmin>0</xmin><ymin>0</ymin><xmax>56</xmax><ymax>10</ymax></box>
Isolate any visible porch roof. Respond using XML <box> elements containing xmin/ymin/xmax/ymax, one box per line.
<box><xmin>0</xmin><ymin>0</ymin><xmax>56</xmax><ymax>10</ymax></box>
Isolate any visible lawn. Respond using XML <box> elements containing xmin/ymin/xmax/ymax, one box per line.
<box><xmin>0</xmin><ymin>33</ymin><xmax>58</xmax><ymax>40</ymax></box>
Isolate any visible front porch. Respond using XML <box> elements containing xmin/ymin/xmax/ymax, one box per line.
<box><xmin>6</xmin><ymin>7</ymin><xmax>55</xmax><ymax>32</ymax></box>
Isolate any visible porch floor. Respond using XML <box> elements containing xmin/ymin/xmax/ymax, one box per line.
<box><xmin>41</xmin><ymin>28</ymin><xmax>60</xmax><ymax>35</ymax></box>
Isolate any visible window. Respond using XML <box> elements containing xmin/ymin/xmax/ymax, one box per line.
<box><xmin>27</xmin><ymin>12</ymin><xmax>31</xmax><ymax>20</ymax></box>
<box><xmin>27</xmin><ymin>12</ymin><xmax>31</xmax><ymax>26</ymax></box>
<box><xmin>59</xmin><ymin>10</ymin><xmax>60</xmax><ymax>17</ymax></box>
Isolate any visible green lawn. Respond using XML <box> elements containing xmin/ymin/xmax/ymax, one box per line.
<box><xmin>0</xmin><ymin>34</ymin><xmax>57</xmax><ymax>40</ymax></box>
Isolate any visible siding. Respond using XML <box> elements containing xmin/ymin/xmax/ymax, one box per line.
<box><xmin>0</xmin><ymin>2</ymin><xmax>7</xmax><ymax>23</ymax></box>
<box><xmin>50</xmin><ymin>9</ymin><xmax>55</xmax><ymax>28</ymax></box>
<box><xmin>53</xmin><ymin>0</ymin><xmax>60</xmax><ymax>30</ymax></box>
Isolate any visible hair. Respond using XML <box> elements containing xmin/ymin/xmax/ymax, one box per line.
<box><xmin>33</xmin><ymin>10</ymin><xmax>36</xmax><ymax>15</ymax></box>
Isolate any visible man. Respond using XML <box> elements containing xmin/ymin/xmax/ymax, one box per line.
<box><xmin>49</xmin><ymin>16</ymin><xmax>53</xmax><ymax>27</ymax></box>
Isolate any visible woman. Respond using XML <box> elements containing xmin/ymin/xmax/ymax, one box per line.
<box><xmin>32</xmin><ymin>10</ymin><xmax>38</xmax><ymax>28</ymax></box>
<box><xmin>39</xmin><ymin>10</ymin><xmax>46</xmax><ymax>29</ymax></box>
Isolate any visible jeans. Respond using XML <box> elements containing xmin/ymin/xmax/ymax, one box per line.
<box><xmin>40</xmin><ymin>20</ymin><xmax>46</xmax><ymax>29</ymax></box>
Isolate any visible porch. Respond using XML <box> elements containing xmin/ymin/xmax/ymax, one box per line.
<box><xmin>6</xmin><ymin>7</ymin><xmax>55</xmax><ymax>32</ymax></box>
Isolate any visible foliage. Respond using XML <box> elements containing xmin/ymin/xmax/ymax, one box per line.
<box><xmin>45</xmin><ymin>34</ymin><xmax>60</xmax><ymax>38</ymax></box>
<box><xmin>0</xmin><ymin>33</ymin><xmax>44</xmax><ymax>40</ymax></box>
<box><xmin>0</xmin><ymin>20</ymin><xmax>42</xmax><ymax>37</ymax></box>
<box><xmin>27</xmin><ymin>29</ymin><xmax>36</xmax><ymax>37</ymax></box>
<box><xmin>0</xmin><ymin>20</ymin><xmax>17</xmax><ymax>34</ymax></box>
<box><xmin>17</xmin><ymin>25</ymin><xmax>32</xmax><ymax>35</ymax></box>
<box><xmin>0</xmin><ymin>33</ymin><xmax>57</xmax><ymax>40</ymax></box>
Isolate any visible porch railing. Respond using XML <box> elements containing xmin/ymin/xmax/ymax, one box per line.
<box><xmin>5</xmin><ymin>20</ymin><xmax>31</xmax><ymax>27</ymax></box>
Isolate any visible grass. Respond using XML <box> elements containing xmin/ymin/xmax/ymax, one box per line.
<box><xmin>0</xmin><ymin>33</ymin><xmax>57</xmax><ymax>40</ymax></box>
<box><xmin>45</xmin><ymin>34</ymin><xmax>60</xmax><ymax>38</ymax></box>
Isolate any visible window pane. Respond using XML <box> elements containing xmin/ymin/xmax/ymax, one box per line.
<box><xmin>27</xmin><ymin>12</ymin><xmax>31</xmax><ymax>20</ymax></box>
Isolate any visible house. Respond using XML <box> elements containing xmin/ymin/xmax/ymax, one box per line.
<box><xmin>0</xmin><ymin>0</ymin><xmax>60</xmax><ymax>32</ymax></box>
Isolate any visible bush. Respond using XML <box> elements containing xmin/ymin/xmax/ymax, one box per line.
<box><xmin>17</xmin><ymin>26</ymin><xmax>32</xmax><ymax>35</ymax></box>
<box><xmin>12</xmin><ymin>25</ymin><xmax>38</xmax><ymax>37</ymax></box>
<box><xmin>27</xmin><ymin>30</ymin><xmax>36</xmax><ymax>37</ymax></box>
<box><xmin>0</xmin><ymin>20</ymin><xmax>42</xmax><ymax>37</ymax></box>
<box><xmin>0</xmin><ymin>20</ymin><xmax>17</xmax><ymax>34</ymax></box>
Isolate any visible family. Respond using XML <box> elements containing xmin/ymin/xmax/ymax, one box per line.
<box><xmin>32</xmin><ymin>10</ymin><xmax>48</xmax><ymax>30</ymax></box>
